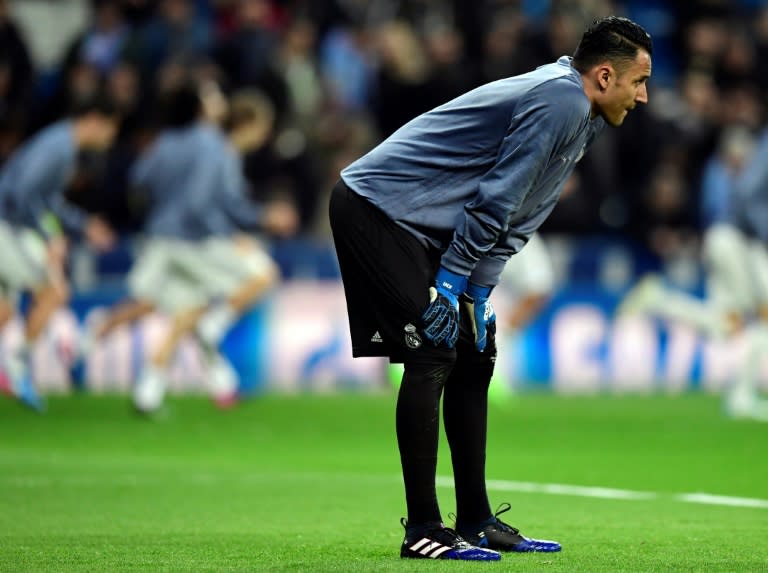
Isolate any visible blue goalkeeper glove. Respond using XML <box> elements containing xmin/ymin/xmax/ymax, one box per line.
<box><xmin>421</xmin><ymin>267</ymin><xmax>467</xmax><ymax>348</ymax></box>
<box><xmin>465</xmin><ymin>283</ymin><xmax>496</xmax><ymax>352</ymax></box>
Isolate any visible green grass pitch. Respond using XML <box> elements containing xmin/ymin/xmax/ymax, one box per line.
<box><xmin>1</xmin><ymin>391</ymin><xmax>767</xmax><ymax>572</ymax></box>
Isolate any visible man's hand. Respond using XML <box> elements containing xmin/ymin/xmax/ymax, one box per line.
<box><xmin>421</xmin><ymin>267</ymin><xmax>467</xmax><ymax>348</ymax></box>
<box><xmin>465</xmin><ymin>283</ymin><xmax>496</xmax><ymax>352</ymax></box>
<box><xmin>84</xmin><ymin>216</ymin><xmax>116</xmax><ymax>252</ymax></box>
<box><xmin>263</xmin><ymin>200</ymin><xmax>299</xmax><ymax>238</ymax></box>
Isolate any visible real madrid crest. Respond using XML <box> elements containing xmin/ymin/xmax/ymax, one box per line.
<box><xmin>404</xmin><ymin>323</ymin><xmax>422</xmax><ymax>349</ymax></box>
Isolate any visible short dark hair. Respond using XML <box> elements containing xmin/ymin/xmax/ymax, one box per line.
<box><xmin>159</xmin><ymin>81</ymin><xmax>201</xmax><ymax>128</ymax></box>
<box><xmin>572</xmin><ymin>16</ymin><xmax>652</xmax><ymax>73</ymax></box>
<box><xmin>70</xmin><ymin>93</ymin><xmax>117</xmax><ymax>119</ymax></box>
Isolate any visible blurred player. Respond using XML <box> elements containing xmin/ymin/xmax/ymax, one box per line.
<box><xmin>490</xmin><ymin>231</ymin><xmax>556</xmax><ymax>401</ymax></box>
<box><xmin>330</xmin><ymin>16</ymin><xmax>651</xmax><ymax>560</ymax></box>
<box><xmin>499</xmin><ymin>233</ymin><xmax>555</xmax><ymax>337</ymax></box>
<box><xmin>490</xmin><ymin>177</ymin><xmax>583</xmax><ymax>400</ymax></box>
<box><xmin>0</xmin><ymin>98</ymin><xmax>117</xmax><ymax>411</ymax></box>
<box><xmin>619</xmin><ymin>126</ymin><xmax>768</xmax><ymax>420</ymax></box>
<box><xmin>88</xmin><ymin>82</ymin><xmax>295</xmax><ymax>413</ymax></box>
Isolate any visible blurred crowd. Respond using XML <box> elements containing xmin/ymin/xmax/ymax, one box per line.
<box><xmin>2</xmin><ymin>0</ymin><xmax>768</xmax><ymax>261</ymax></box>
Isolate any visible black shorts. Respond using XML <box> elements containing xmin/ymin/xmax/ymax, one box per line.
<box><xmin>329</xmin><ymin>179</ymin><xmax>464</xmax><ymax>363</ymax></box>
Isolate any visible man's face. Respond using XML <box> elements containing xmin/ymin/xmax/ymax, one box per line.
<box><xmin>597</xmin><ymin>50</ymin><xmax>652</xmax><ymax>127</ymax></box>
<box><xmin>90</xmin><ymin>116</ymin><xmax>118</xmax><ymax>150</ymax></box>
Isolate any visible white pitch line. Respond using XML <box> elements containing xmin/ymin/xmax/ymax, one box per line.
<box><xmin>677</xmin><ymin>493</ymin><xmax>768</xmax><ymax>509</ymax></box>
<box><xmin>437</xmin><ymin>476</ymin><xmax>656</xmax><ymax>501</ymax></box>
<box><xmin>3</xmin><ymin>469</ymin><xmax>768</xmax><ymax>510</ymax></box>
<box><xmin>494</xmin><ymin>480</ymin><xmax>658</xmax><ymax>500</ymax></box>
<box><xmin>436</xmin><ymin>475</ymin><xmax>768</xmax><ymax>509</ymax></box>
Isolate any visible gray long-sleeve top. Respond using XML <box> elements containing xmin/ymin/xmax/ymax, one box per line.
<box><xmin>0</xmin><ymin>121</ymin><xmax>87</xmax><ymax>236</ymax></box>
<box><xmin>131</xmin><ymin>122</ymin><xmax>263</xmax><ymax>239</ymax></box>
<box><xmin>731</xmin><ymin>128</ymin><xmax>768</xmax><ymax>242</ymax></box>
<box><xmin>341</xmin><ymin>56</ymin><xmax>605</xmax><ymax>286</ymax></box>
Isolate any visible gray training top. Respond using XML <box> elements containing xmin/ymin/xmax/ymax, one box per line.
<box><xmin>341</xmin><ymin>56</ymin><xmax>606</xmax><ymax>287</ymax></box>
<box><xmin>131</xmin><ymin>122</ymin><xmax>263</xmax><ymax>240</ymax></box>
<box><xmin>731</xmin><ymin>127</ymin><xmax>768</xmax><ymax>242</ymax></box>
<box><xmin>0</xmin><ymin>121</ymin><xmax>87</xmax><ymax>236</ymax></box>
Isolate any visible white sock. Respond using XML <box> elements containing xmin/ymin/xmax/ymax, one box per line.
<box><xmin>7</xmin><ymin>341</ymin><xmax>29</xmax><ymax>379</ymax></box>
<box><xmin>78</xmin><ymin>329</ymin><xmax>95</xmax><ymax>358</ymax></box>
<box><xmin>15</xmin><ymin>339</ymin><xmax>29</xmax><ymax>359</ymax></box>
<box><xmin>133</xmin><ymin>364</ymin><xmax>167</xmax><ymax>412</ymax></box>
<box><xmin>732</xmin><ymin>323</ymin><xmax>768</xmax><ymax>397</ymax></box>
<box><xmin>5</xmin><ymin>341</ymin><xmax>30</xmax><ymax>394</ymax></box>
<box><xmin>197</xmin><ymin>303</ymin><xmax>237</xmax><ymax>348</ymax></box>
<box><xmin>647</xmin><ymin>287</ymin><xmax>728</xmax><ymax>338</ymax></box>
<box><xmin>206</xmin><ymin>352</ymin><xmax>239</xmax><ymax>399</ymax></box>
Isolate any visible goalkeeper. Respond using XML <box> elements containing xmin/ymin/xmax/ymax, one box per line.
<box><xmin>329</xmin><ymin>16</ymin><xmax>652</xmax><ymax>561</ymax></box>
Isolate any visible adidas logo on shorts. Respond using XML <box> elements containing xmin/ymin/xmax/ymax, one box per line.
<box><xmin>370</xmin><ymin>331</ymin><xmax>383</xmax><ymax>342</ymax></box>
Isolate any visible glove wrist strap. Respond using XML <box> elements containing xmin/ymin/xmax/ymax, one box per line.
<box><xmin>435</xmin><ymin>267</ymin><xmax>468</xmax><ymax>296</ymax></box>
<box><xmin>466</xmin><ymin>282</ymin><xmax>493</xmax><ymax>299</ymax></box>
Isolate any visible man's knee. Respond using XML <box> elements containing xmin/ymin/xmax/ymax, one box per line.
<box><xmin>401</xmin><ymin>348</ymin><xmax>457</xmax><ymax>390</ymax></box>
<box><xmin>458</xmin><ymin>332</ymin><xmax>497</xmax><ymax>366</ymax></box>
<box><xmin>449</xmin><ymin>335</ymin><xmax>497</xmax><ymax>389</ymax></box>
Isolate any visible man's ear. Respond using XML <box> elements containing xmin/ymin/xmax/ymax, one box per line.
<box><xmin>596</xmin><ymin>64</ymin><xmax>613</xmax><ymax>91</ymax></box>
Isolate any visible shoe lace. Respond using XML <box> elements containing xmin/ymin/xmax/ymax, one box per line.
<box><xmin>492</xmin><ymin>502</ymin><xmax>520</xmax><ymax>535</ymax></box>
<box><xmin>401</xmin><ymin>517</ymin><xmax>468</xmax><ymax>547</ymax></box>
<box><xmin>430</xmin><ymin>525</ymin><xmax>467</xmax><ymax>547</ymax></box>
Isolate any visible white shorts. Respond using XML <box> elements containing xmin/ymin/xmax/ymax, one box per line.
<box><xmin>498</xmin><ymin>232</ymin><xmax>555</xmax><ymax>296</ymax></box>
<box><xmin>0</xmin><ymin>221</ymin><xmax>47</xmax><ymax>301</ymax></box>
<box><xmin>704</xmin><ymin>223</ymin><xmax>768</xmax><ymax>315</ymax></box>
<box><xmin>128</xmin><ymin>236</ymin><xmax>275</xmax><ymax>313</ymax></box>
